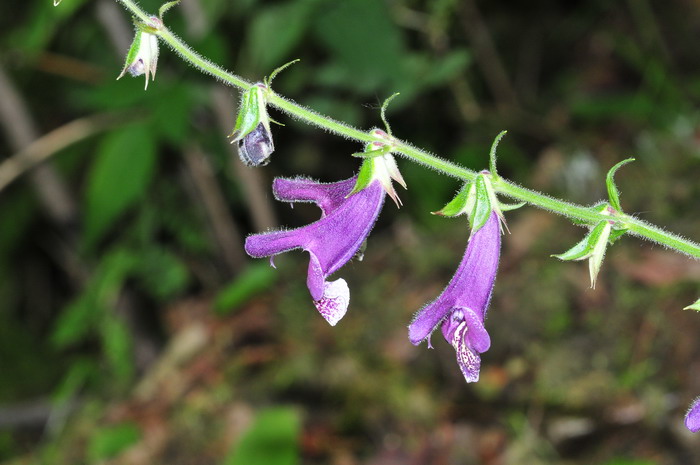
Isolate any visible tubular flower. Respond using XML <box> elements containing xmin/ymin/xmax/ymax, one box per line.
<box><xmin>408</xmin><ymin>212</ymin><xmax>501</xmax><ymax>382</ymax></box>
<box><xmin>245</xmin><ymin>176</ymin><xmax>385</xmax><ymax>326</ymax></box>
<box><xmin>685</xmin><ymin>397</ymin><xmax>700</xmax><ymax>433</ymax></box>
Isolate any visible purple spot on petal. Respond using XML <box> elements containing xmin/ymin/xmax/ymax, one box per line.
<box><xmin>314</xmin><ymin>279</ymin><xmax>349</xmax><ymax>326</ymax></box>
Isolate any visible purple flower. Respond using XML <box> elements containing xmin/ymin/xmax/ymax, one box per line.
<box><xmin>408</xmin><ymin>212</ymin><xmax>501</xmax><ymax>382</ymax></box>
<box><xmin>685</xmin><ymin>397</ymin><xmax>700</xmax><ymax>433</ymax></box>
<box><xmin>245</xmin><ymin>176</ymin><xmax>385</xmax><ymax>326</ymax></box>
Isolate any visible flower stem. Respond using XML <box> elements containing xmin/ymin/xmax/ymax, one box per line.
<box><xmin>113</xmin><ymin>0</ymin><xmax>700</xmax><ymax>259</ymax></box>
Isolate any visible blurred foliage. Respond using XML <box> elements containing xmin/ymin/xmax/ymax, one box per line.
<box><xmin>0</xmin><ymin>0</ymin><xmax>699</xmax><ymax>464</ymax></box>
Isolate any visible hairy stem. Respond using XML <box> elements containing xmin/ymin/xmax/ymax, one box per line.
<box><xmin>114</xmin><ymin>0</ymin><xmax>700</xmax><ymax>259</ymax></box>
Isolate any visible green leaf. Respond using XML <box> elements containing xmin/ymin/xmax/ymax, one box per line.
<box><xmin>605</xmin><ymin>158</ymin><xmax>635</xmax><ymax>211</ymax></box>
<box><xmin>214</xmin><ymin>263</ymin><xmax>278</xmax><ymax>315</ymax></box>
<box><xmin>684</xmin><ymin>299</ymin><xmax>700</xmax><ymax>312</ymax></box>
<box><xmin>433</xmin><ymin>183</ymin><xmax>470</xmax><ymax>217</ymax></box>
<box><xmin>84</xmin><ymin>124</ymin><xmax>157</xmax><ymax>248</ymax></box>
<box><xmin>553</xmin><ymin>221</ymin><xmax>608</xmax><ymax>261</ymax></box>
<box><xmin>470</xmin><ymin>175</ymin><xmax>492</xmax><ymax>232</ymax></box>
<box><xmin>224</xmin><ymin>407</ymin><xmax>300</xmax><ymax>465</ymax></box>
<box><xmin>87</xmin><ymin>423</ymin><xmax>141</xmax><ymax>462</ymax></box>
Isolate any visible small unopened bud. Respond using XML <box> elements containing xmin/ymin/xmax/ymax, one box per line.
<box><xmin>230</xmin><ymin>84</ymin><xmax>275</xmax><ymax>167</ymax></box>
<box><xmin>238</xmin><ymin>122</ymin><xmax>274</xmax><ymax>167</ymax></box>
<box><xmin>117</xmin><ymin>17</ymin><xmax>162</xmax><ymax>90</ymax></box>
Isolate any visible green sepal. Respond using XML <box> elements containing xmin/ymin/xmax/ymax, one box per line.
<box><xmin>608</xmin><ymin>227</ymin><xmax>628</xmax><ymax>244</ymax></box>
<box><xmin>349</xmin><ymin>159</ymin><xmax>374</xmax><ymax>196</ymax></box>
<box><xmin>351</xmin><ymin>146</ymin><xmax>391</xmax><ymax>159</ymax></box>
<box><xmin>433</xmin><ymin>183</ymin><xmax>471</xmax><ymax>217</ymax></box>
<box><xmin>117</xmin><ymin>28</ymin><xmax>143</xmax><ymax>79</ymax></box>
<box><xmin>489</xmin><ymin>130</ymin><xmax>507</xmax><ymax>177</ymax></box>
<box><xmin>553</xmin><ymin>220</ymin><xmax>608</xmax><ymax>261</ymax></box>
<box><xmin>684</xmin><ymin>299</ymin><xmax>700</xmax><ymax>311</ymax></box>
<box><xmin>159</xmin><ymin>0</ymin><xmax>181</xmax><ymax>19</ymax></box>
<box><xmin>470</xmin><ymin>175</ymin><xmax>492</xmax><ymax>232</ymax></box>
<box><xmin>230</xmin><ymin>86</ymin><xmax>262</xmax><ymax>141</ymax></box>
<box><xmin>499</xmin><ymin>201</ymin><xmax>526</xmax><ymax>212</ymax></box>
<box><xmin>606</xmin><ymin>158</ymin><xmax>635</xmax><ymax>212</ymax></box>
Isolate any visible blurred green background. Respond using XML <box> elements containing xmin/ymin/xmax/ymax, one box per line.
<box><xmin>1</xmin><ymin>0</ymin><xmax>700</xmax><ymax>463</ymax></box>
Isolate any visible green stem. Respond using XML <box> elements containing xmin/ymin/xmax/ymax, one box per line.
<box><xmin>114</xmin><ymin>0</ymin><xmax>700</xmax><ymax>260</ymax></box>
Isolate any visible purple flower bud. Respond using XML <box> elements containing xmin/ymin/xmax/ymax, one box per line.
<box><xmin>238</xmin><ymin>122</ymin><xmax>274</xmax><ymax>167</ymax></box>
<box><xmin>245</xmin><ymin>176</ymin><xmax>385</xmax><ymax>325</ymax></box>
<box><xmin>409</xmin><ymin>212</ymin><xmax>501</xmax><ymax>382</ymax></box>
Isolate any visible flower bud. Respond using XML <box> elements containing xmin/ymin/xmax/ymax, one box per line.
<box><xmin>117</xmin><ymin>17</ymin><xmax>162</xmax><ymax>90</ymax></box>
<box><xmin>230</xmin><ymin>84</ymin><xmax>274</xmax><ymax>167</ymax></box>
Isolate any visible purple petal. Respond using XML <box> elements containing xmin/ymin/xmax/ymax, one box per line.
<box><xmin>685</xmin><ymin>397</ymin><xmax>700</xmax><ymax>433</ymax></box>
<box><xmin>273</xmin><ymin>177</ymin><xmax>357</xmax><ymax>217</ymax></box>
<box><xmin>408</xmin><ymin>212</ymin><xmax>501</xmax><ymax>344</ymax></box>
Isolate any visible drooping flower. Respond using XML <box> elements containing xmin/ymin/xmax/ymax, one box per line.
<box><xmin>408</xmin><ymin>211</ymin><xmax>501</xmax><ymax>382</ymax></box>
<box><xmin>117</xmin><ymin>17</ymin><xmax>162</xmax><ymax>90</ymax></box>
<box><xmin>685</xmin><ymin>397</ymin><xmax>700</xmax><ymax>433</ymax></box>
<box><xmin>245</xmin><ymin>176</ymin><xmax>385</xmax><ymax>326</ymax></box>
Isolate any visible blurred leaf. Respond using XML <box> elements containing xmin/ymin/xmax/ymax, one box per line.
<box><xmin>314</xmin><ymin>0</ymin><xmax>404</xmax><ymax>92</ymax></box>
<box><xmin>4</xmin><ymin>0</ymin><xmax>89</xmax><ymax>56</ymax></box>
<box><xmin>151</xmin><ymin>83</ymin><xmax>195</xmax><ymax>144</ymax></box>
<box><xmin>224</xmin><ymin>407</ymin><xmax>300</xmax><ymax>465</ymax></box>
<box><xmin>570</xmin><ymin>93</ymin><xmax>657</xmax><ymax>124</ymax></box>
<box><xmin>84</xmin><ymin>124</ymin><xmax>157</xmax><ymax>248</ymax></box>
<box><xmin>52</xmin><ymin>249</ymin><xmax>137</xmax><ymax>348</ymax></box>
<box><xmin>87</xmin><ymin>422</ymin><xmax>141</xmax><ymax>462</ymax></box>
<box><xmin>52</xmin><ymin>358</ymin><xmax>97</xmax><ymax>404</ymax></box>
<box><xmin>100</xmin><ymin>313</ymin><xmax>134</xmax><ymax>383</ymax></box>
<box><xmin>134</xmin><ymin>248</ymin><xmax>190</xmax><ymax>301</ymax></box>
<box><xmin>214</xmin><ymin>262</ymin><xmax>278</xmax><ymax>315</ymax></box>
<box><xmin>246</xmin><ymin>0</ymin><xmax>321</xmax><ymax>72</ymax></box>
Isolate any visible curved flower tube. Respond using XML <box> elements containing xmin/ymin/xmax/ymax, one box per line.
<box><xmin>245</xmin><ymin>176</ymin><xmax>385</xmax><ymax>326</ymax></box>
<box><xmin>685</xmin><ymin>397</ymin><xmax>700</xmax><ymax>433</ymax></box>
<box><xmin>408</xmin><ymin>212</ymin><xmax>501</xmax><ymax>382</ymax></box>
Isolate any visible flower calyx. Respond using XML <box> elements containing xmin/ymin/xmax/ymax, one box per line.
<box><xmin>117</xmin><ymin>16</ymin><xmax>163</xmax><ymax>90</ymax></box>
<box><xmin>552</xmin><ymin>204</ymin><xmax>628</xmax><ymax>288</ymax></box>
<box><xmin>433</xmin><ymin>171</ymin><xmax>521</xmax><ymax>233</ymax></box>
<box><xmin>229</xmin><ymin>83</ymin><xmax>275</xmax><ymax>167</ymax></box>
<box><xmin>350</xmin><ymin>128</ymin><xmax>406</xmax><ymax>207</ymax></box>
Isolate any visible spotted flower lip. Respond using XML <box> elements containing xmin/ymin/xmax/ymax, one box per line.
<box><xmin>685</xmin><ymin>397</ymin><xmax>700</xmax><ymax>433</ymax></box>
<box><xmin>245</xmin><ymin>176</ymin><xmax>385</xmax><ymax>326</ymax></box>
<box><xmin>408</xmin><ymin>211</ymin><xmax>501</xmax><ymax>382</ymax></box>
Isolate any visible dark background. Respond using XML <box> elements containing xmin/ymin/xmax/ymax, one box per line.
<box><xmin>1</xmin><ymin>0</ymin><xmax>700</xmax><ymax>463</ymax></box>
